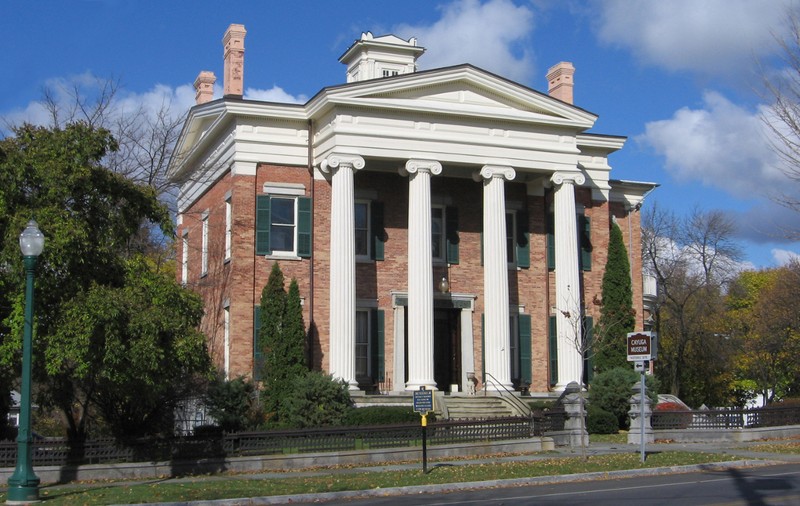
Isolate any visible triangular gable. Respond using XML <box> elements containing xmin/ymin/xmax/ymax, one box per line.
<box><xmin>313</xmin><ymin>65</ymin><xmax>597</xmax><ymax>129</ymax></box>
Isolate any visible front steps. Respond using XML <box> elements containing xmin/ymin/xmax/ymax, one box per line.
<box><xmin>354</xmin><ymin>393</ymin><xmax>538</xmax><ymax>420</ymax></box>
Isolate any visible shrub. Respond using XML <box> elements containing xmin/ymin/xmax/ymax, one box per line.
<box><xmin>204</xmin><ymin>375</ymin><xmax>264</xmax><ymax>432</ymax></box>
<box><xmin>589</xmin><ymin>367</ymin><xmax>658</xmax><ymax>430</ymax></box>
<box><xmin>653</xmin><ymin>401</ymin><xmax>693</xmax><ymax>429</ymax></box>
<box><xmin>343</xmin><ymin>406</ymin><xmax>425</xmax><ymax>426</ymax></box>
<box><xmin>281</xmin><ymin>371</ymin><xmax>353</xmax><ymax>428</ymax></box>
<box><xmin>587</xmin><ymin>405</ymin><xmax>619</xmax><ymax>434</ymax></box>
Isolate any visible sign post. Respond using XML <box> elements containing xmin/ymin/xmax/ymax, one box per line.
<box><xmin>626</xmin><ymin>332</ymin><xmax>657</xmax><ymax>463</ymax></box>
<box><xmin>413</xmin><ymin>386</ymin><xmax>434</xmax><ymax>473</ymax></box>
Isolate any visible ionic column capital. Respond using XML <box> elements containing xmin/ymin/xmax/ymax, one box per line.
<box><xmin>320</xmin><ymin>153</ymin><xmax>366</xmax><ymax>174</ymax></box>
<box><xmin>474</xmin><ymin>165</ymin><xmax>516</xmax><ymax>182</ymax></box>
<box><xmin>400</xmin><ymin>159</ymin><xmax>442</xmax><ymax>176</ymax></box>
<box><xmin>550</xmin><ymin>171</ymin><xmax>585</xmax><ymax>186</ymax></box>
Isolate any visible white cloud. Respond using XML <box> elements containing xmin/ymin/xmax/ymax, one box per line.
<box><xmin>638</xmin><ymin>91</ymin><xmax>784</xmax><ymax>199</ymax></box>
<box><xmin>244</xmin><ymin>86</ymin><xmax>307</xmax><ymax>104</ymax></box>
<box><xmin>772</xmin><ymin>248</ymin><xmax>800</xmax><ymax>265</ymax></box>
<box><xmin>393</xmin><ymin>0</ymin><xmax>537</xmax><ymax>84</ymax></box>
<box><xmin>593</xmin><ymin>0</ymin><xmax>797</xmax><ymax>75</ymax></box>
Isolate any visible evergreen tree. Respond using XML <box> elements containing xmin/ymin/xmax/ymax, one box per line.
<box><xmin>259</xmin><ymin>263</ymin><xmax>308</xmax><ymax>424</ymax></box>
<box><xmin>593</xmin><ymin>221</ymin><xmax>635</xmax><ymax>373</ymax></box>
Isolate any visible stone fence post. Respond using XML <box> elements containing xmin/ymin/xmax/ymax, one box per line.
<box><xmin>627</xmin><ymin>382</ymin><xmax>654</xmax><ymax>445</ymax></box>
<box><xmin>548</xmin><ymin>381</ymin><xmax>589</xmax><ymax>447</ymax></box>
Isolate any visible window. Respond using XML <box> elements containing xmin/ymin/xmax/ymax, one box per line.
<box><xmin>355</xmin><ymin>201</ymin><xmax>370</xmax><ymax>258</ymax></box>
<box><xmin>355</xmin><ymin>310</ymin><xmax>370</xmax><ymax>378</ymax></box>
<box><xmin>579</xmin><ymin>214</ymin><xmax>592</xmax><ymax>271</ymax></box>
<box><xmin>255</xmin><ymin>194</ymin><xmax>312</xmax><ymax>257</ymax></box>
<box><xmin>506</xmin><ymin>212</ymin><xmax>515</xmax><ymax>264</ymax></box>
<box><xmin>224</xmin><ymin>197</ymin><xmax>232</xmax><ymax>260</ymax></box>
<box><xmin>432</xmin><ymin>207</ymin><xmax>444</xmax><ymax>260</ymax></box>
<box><xmin>223</xmin><ymin>304</ymin><xmax>230</xmax><ymax>380</ymax></box>
<box><xmin>201</xmin><ymin>212</ymin><xmax>209</xmax><ymax>276</ymax></box>
<box><xmin>382</xmin><ymin>69</ymin><xmax>399</xmax><ymax>77</ymax></box>
<box><xmin>181</xmin><ymin>233</ymin><xmax>188</xmax><ymax>285</ymax></box>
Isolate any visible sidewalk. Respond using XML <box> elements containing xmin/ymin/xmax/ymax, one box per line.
<box><xmin>28</xmin><ymin>439</ymin><xmax>800</xmax><ymax>505</ymax></box>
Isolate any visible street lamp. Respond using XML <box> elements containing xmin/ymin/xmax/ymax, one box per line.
<box><xmin>7</xmin><ymin>220</ymin><xmax>44</xmax><ymax>504</ymax></box>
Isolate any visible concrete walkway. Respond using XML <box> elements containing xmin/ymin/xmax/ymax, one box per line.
<box><xmin>30</xmin><ymin>439</ymin><xmax>800</xmax><ymax>505</ymax></box>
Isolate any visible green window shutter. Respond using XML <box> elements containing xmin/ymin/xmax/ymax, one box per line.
<box><xmin>371</xmin><ymin>309</ymin><xmax>385</xmax><ymax>382</ymax></box>
<box><xmin>583</xmin><ymin>316</ymin><xmax>594</xmax><ymax>385</ymax></box>
<box><xmin>255</xmin><ymin>195</ymin><xmax>271</xmax><ymax>255</ymax></box>
<box><xmin>519</xmin><ymin>314</ymin><xmax>532</xmax><ymax>385</ymax></box>
<box><xmin>546</xmin><ymin>212</ymin><xmax>555</xmax><ymax>270</ymax></box>
<box><xmin>371</xmin><ymin>201</ymin><xmax>385</xmax><ymax>261</ymax></box>
<box><xmin>549</xmin><ymin>315</ymin><xmax>558</xmax><ymax>386</ymax></box>
<box><xmin>446</xmin><ymin>206</ymin><xmax>460</xmax><ymax>265</ymax></box>
<box><xmin>253</xmin><ymin>305</ymin><xmax>263</xmax><ymax>381</ymax></box>
<box><xmin>480</xmin><ymin>230</ymin><xmax>484</xmax><ymax>266</ymax></box>
<box><xmin>579</xmin><ymin>214</ymin><xmax>592</xmax><ymax>271</ymax></box>
<box><xmin>297</xmin><ymin>197</ymin><xmax>312</xmax><ymax>258</ymax></box>
<box><xmin>516</xmin><ymin>210</ymin><xmax>530</xmax><ymax>269</ymax></box>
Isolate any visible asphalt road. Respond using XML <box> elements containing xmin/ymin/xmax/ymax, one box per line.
<box><xmin>284</xmin><ymin>463</ymin><xmax>800</xmax><ymax>506</ymax></box>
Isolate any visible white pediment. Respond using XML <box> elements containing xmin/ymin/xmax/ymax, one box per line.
<box><xmin>313</xmin><ymin>65</ymin><xmax>597</xmax><ymax>130</ymax></box>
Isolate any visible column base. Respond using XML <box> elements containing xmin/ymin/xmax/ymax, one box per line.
<box><xmin>405</xmin><ymin>381</ymin><xmax>437</xmax><ymax>391</ymax></box>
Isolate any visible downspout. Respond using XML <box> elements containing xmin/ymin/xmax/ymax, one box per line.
<box><xmin>307</xmin><ymin>119</ymin><xmax>315</xmax><ymax>368</ymax></box>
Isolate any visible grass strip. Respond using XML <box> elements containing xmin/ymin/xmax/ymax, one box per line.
<box><xmin>4</xmin><ymin>451</ymin><xmax>746</xmax><ymax>505</ymax></box>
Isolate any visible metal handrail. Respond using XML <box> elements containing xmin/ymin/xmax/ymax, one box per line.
<box><xmin>482</xmin><ymin>371</ymin><xmax>534</xmax><ymax>419</ymax></box>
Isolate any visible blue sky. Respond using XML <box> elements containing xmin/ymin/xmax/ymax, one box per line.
<box><xmin>2</xmin><ymin>0</ymin><xmax>799</xmax><ymax>269</ymax></box>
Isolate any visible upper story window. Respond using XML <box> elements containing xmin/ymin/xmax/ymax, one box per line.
<box><xmin>256</xmin><ymin>185</ymin><xmax>311</xmax><ymax>258</ymax></box>
<box><xmin>224</xmin><ymin>196</ymin><xmax>232</xmax><ymax>260</ymax></box>
<box><xmin>432</xmin><ymin>206</ymin><xmax>445</xmax><ymax>260</ymax></box>
<box><xmin>201</xmin><ymin>211</ymin><xmax>209</xmax><ymax>276</ymax></box>
<box><xmin>355</xmin><ymin>201</ymin><xmax>370</xmax><ymax>259</ymax></box>
<box><xmin>181</xmin><ymin>232</ymin><xmax>189</xmax><ymax>285</ymax></box>
<box><xmin>506</xmin><ymin>211</ymin><xmax>516</xmax><ymax>264</ymax></box>
<box><xmin>382</xmin><ymin>69</ymin><xmax>400</xmax><ymax>77</ymax></box>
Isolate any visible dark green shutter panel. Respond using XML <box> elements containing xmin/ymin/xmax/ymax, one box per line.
<box><xmin>480</xmin><ymin>230</ymin><xmax>484</xmax><ymax>266</ymax></box>
<box><xmin>583</xmin><ymin>316</ymin><xmax>594</xmax><ymax>385</ymax></box>
<box><xmin>371</xmin><ymin>201</ymin><xmax>385</xmax><ymax>261</ymax></box>
<box><xmin>546</xmin><ymin>213</ymin><xmax>555</xmax><ymax>270</ymax></box>
<box><xmin>371</xmin><ymin>309</ymin><xmax>385</xmax><ymax>382</ymax></box>
<box><xmin>255</xmin><ymin>195</ymin><xmax>271</xmax><ymax>255</ymax></box>
<box><xmin>519</xmin><ymin>314</ymin><xmax>532</xmax><ymax>385</ymax></box>
<box><xmin>253</xmin><ymin>305</ymin><xmax>263</xmax><ymax>381</ymax></box>
<box><xmin>516</xmin><ymin>210</ymin><xmax>530</xmax><ymax>269</ymax></box>
<box><xmin>297</xmin><ymin>197</ymin><xmax>312</xmax><ymax>258</ymax></box>
<box><xmin>579</xmin><ymin>215</ymin><xmax>592</xmax><ymax>271</ymax></box>
<box><xmin>549</xmin><ymin>315</ymin><xmax>558</xmax><ymax>386</ymax></box>
<box><xmin>446</xmin><ymin>206</ymin><xmax>460</xmax><ymax>264</ymax></box>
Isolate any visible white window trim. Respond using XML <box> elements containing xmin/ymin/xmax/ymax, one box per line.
<box><xmin>201</xmin><ymin>210</ymin><xmax>209</xmax><ymax>277</ymax></box>
<box><xmin>224</xmin><ymin>195</ymin><xmax>232</xmax><ymax>261</ymax></box>
<box><xmin>266</xmin><ymin>195</ymin><xmax>301</xmax><ymax>259</ymax></box>
<box><xmin>223</xmin><ymin>302</ymin><xmax>231</xmax><ymax>380</ymax></box>
<box><xmin>181</xmin><ymin>232</ymin><xmax>189</xmax><ymax>285</ymax></box>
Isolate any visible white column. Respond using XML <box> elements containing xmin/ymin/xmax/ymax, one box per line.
<box><xmin>551</xmin><ymin>172</ymin><xmax>585</xmax><ymax>390</ymax></box>
<box><xmin>476</xmin><ymin>165</ymin><xmax>515</xmax><ymax>391</ymax></box>
<box><xmin>321</xmin><ymin>153</ymin><xmax>365</xmax><ymax>390</ymax></box>
<box><xmin>402</xmin><ymin>159</ymin><xmax>442</xmax><ymax>391</ymax></box>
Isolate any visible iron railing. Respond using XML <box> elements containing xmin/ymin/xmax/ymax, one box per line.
<box><xmin>652</xmin><ymin>405</ymin><xmax>800</xmax><ymax>430</ymax></box>
<box><xmin>0</xmin><ymin>416</ymin><xmax>544</xmax><ymax>468</ymax></box>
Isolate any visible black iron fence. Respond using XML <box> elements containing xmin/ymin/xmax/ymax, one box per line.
<box><xmin>652</xmin><ymin>405</ymin><xmax>800</xmax><ymax>430</ymax></box>
<box><xmin>0</xmin><ymin>414</ymin><xmax>560</xmax><ymax>468</ymax></box>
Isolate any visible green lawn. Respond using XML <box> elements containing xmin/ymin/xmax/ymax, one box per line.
<box><xmin>3</xmin><ymin>450</ymin><xmax>745</xmax><ymax>505</ymax></box>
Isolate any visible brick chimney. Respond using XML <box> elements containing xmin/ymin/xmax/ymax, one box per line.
<box><xmin>222</xmin><ymin>24</ymin><xmax>246</xmax><ymax>98</ymax></box>
<box><xmin>194</xmin><ymin>71</ymin><xmax>216</xmax><ymax>105</ymax></box>
<box><xmin>546</xmin><ymin>62</ymin><xmax>575</xmax><ymax>104</ymax></box>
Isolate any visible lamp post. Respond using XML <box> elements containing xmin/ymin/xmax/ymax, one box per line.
<box><xmin>7</xmin><ymin>220</ymin><xmax>44</xmax><ymax>504</ymax></box>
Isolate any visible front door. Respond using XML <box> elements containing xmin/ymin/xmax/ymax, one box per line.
<box><xmin>434</xmin><ymin>309</ymin><xmax>461</xmax><ymax>392</ymax></box>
